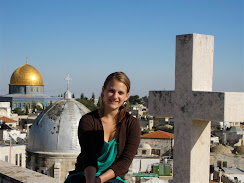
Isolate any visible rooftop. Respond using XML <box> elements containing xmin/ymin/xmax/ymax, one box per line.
<box><xmin>141</xmin><ymin>130</ymin><xmax>174</xmax><ymax>139</ymax></box>
<box><xmin>0</xmin><ymin>116</ymin><xmax>16</xmax><ymax>123</ymax></box>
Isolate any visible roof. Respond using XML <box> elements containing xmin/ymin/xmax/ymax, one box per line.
<box><xmin>141</xmin><ymin>130</ymin><xmax>174</xmax><ymax>139</ymax></box>
<box><xmin>27</xmin><ymin>99</ymin><xmax>90</xmax><ymax>153</ymax></box>
<box><xmin>211</xmin><ymin>145</ymin><xmax>232</xmax><ymax>154</ymax></box>
<box><xmin>0</xmin><ymin>116</ymin><xmax>16</xmax><ymax>123</ymax></box>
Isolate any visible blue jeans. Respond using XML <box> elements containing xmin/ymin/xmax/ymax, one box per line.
<box><xmin>64</xmin><ymin>173</ymin><xmax>124</xmax><ymax>183</ymax></box>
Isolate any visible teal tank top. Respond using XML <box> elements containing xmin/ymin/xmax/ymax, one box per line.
<box><xmin>96</xmin><ymin>137</ymin><xmax>126</xmax><ymax>183</ymax></box>
<box><xmin>69</xmin><ymin>137</ymin><xmax>126</xmax><ymax>182</ymax></box>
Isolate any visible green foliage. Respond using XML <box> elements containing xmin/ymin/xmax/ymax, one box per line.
<box><xmin>76</xmin><ymin>92</ymin><xmax>98</xmax><ymax>111</ymax></box>
<box><xmin>80</xmin><ymin>93</ymin><xmax>84</xmax><ymax>99</ymax></box>
<box><xmin>25</xmin><ymin>105</ymin><xmax>29</xmax><ymax>115</ymax></box>
<box><xmin>129</xmin><ymin>95</ymin><xmax>141</xmax><ymax>105</ymax></box>
<box><xmin>156</xmin><ymin>125</ymin><xmax>174</xmax><ymax>133</ymax></box>
<box><xmin>31</xmin><ymin>102</ymin><xmax>37</xmax><ymax>112</ymax></box>
<box><xmin>141</xmin><ymin>129</ymin><xmax>152</xmax><ymax>135</ymax></box>
<box><xmin>13</xmin><ymin>107</ymin><xmax>25</xmax><ymax>115</ymax></box>
<box><xmin>72</xmin><ymin>94</ymin><xmax>75</xmax><ymax>98</ymax></box>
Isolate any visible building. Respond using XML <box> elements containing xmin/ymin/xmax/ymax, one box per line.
<box><xmin>128</xmin><ymin>104</ymin><xmax>148</xmax><ymax>119</ymax></box>
<box><xmin>0</xmin><ymin>116</ymin><xmax>17</xmax><ymax>128</ymax></box>
<box><xmin>139</xmin><ymin>130</ymin><xmax>174</xmax><ymax>158</ymax></box>
<box><xmin>26</xmin><ymin>89</ymin><xmax>90</xmax><ymax>182</ymax></box>
<box><xmin>0</xmin><ymin>144</ymin><xmax>26</xmax><ymax>168</ymax></box>
<box><xmin>0</xmin><ymin>102</ymin><xmax>11</xmax><ymax>118</ymax></box>
<box><xmin>0</xmin><ymin>59</ymin><xmax>61</xmax><ymax>111</ymax></box>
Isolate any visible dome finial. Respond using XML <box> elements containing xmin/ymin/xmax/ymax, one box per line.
<box><xmin>64</xmin><ymin>74</ymin><xmax>72</xmax><ymax>99</ymax></box>
<box><xmin>26</xmin><ymin>57</ymin><xmax>28</xmax><ymax>64</ymax></box>
<box><xmin>64</xmin><ymin>74</ymin><xmax>72</xmax><ymax>91</ymax></box>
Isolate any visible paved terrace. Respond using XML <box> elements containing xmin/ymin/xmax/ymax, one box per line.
<box><xmin>0</xmin><ymin>160</ymin><xmax>62</xmax><ymax>183</ymax></box>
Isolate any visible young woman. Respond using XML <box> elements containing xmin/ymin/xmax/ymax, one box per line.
<box><xmin>65</xmin><ymin>72</ymin><xmax>141</xmax><ymax>183</ymax></box>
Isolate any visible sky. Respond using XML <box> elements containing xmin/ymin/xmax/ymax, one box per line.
<box><xmin>0</xmin><ymin>0</ymin><xmax>243</xmax><ymax>99</ymax></box>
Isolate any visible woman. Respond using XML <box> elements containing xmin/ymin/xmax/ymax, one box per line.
<box><xmin>65</xmin><ymin>72</ymin><xmax>141</xmax><ymax>183</ymax></box>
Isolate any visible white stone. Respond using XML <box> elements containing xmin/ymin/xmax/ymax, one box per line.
<box><xmin>0</xmin><ymin>102</ymin><xmax>11</xmax><ymax>118</ymax></box>
<box><xmin>149</xmin><ymin>33</ymin><xmax>244</xmax><ymax>183</ymax></box>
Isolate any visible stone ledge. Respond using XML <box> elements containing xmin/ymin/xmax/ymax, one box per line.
<box><xmin>0</xmin><ymin>160</ymin><xmax>62</xmax><ymax>183</ymax></box>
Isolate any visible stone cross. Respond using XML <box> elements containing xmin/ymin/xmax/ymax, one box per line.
<box><xmin>64</xmin><ymin>74</ymin><xmax>72</xmax><ymax>91</ymax></box>
<box><xmin>149</xmin><ymin>34</ymin><xmax>244</xmax><ymax>183</ymax></box>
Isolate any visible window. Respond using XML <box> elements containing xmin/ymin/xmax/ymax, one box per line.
<box><xmin>142</xmin><ymin>150</ymin><xmax>147</xmax><ymax>154</ymax></box>
<box><xmin>151</xmin><ymin>149</ymin><xmax>160</xmax><ymax>156</ymax></box>
<box><xmin>5</xmin><ymin>156</ymin><xmax>8</xmax><ymax>162</ymax></box>
<box><xmin>155</xmin><ymin>149</ymin><xmax>160</xmax><ymax>156</ymax></box>
<box><xmin>15</xmin><ymin>154</ymin><xmax>18</xmax><ymax>165</ymax></box>
<box><xmin>19</xmin><ymin>154</ymin><xmax>22</xmax><ymax>166</ymax></box>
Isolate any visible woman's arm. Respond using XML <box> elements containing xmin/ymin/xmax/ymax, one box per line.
<box><xmin>84</xmin><ymin>166</ymin><xmax>96</xmax><ymax>183</ymax></box>
<box><xmin>98</xmin><ymin>169</ymin><xmax>115</xmax><ymax>183</ymax></box>
<box><xmin>110</xmin><ymin>117</ymin><xmax>141</xmax><ymax>176</ymax></box>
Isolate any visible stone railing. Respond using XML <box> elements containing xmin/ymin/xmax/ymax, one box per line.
<box><xmin>0</xmin><ymin>160</ymin><xmax>62</xmax><ymax>183</ymax></box>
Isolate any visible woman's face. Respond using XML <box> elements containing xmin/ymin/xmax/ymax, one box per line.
<box><xmin>102</xmin><ymin>79</ymin><xmax>129</xmax><ymax>112</ymax></box>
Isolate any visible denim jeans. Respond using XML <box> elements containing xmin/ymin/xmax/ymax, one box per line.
<box><xmin>64</xmin><ymin>173</ymin><xmax>124</xmax><ymax>183</ymax></box>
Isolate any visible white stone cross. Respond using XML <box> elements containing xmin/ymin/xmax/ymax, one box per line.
<box><xmin>64</xmin><ymin>74</ymin><xmax>72</xmax><ymax>91</ymax></box>
<box><xmin>149</xmin><ymin>34</ymin><xmax>244</xmax><ymax>183</ymax></box>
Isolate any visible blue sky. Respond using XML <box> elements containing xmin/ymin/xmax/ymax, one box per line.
<box><xmin>0</xmin><ymin>0</ymin><xmax>243</xmax><ymax>98</ymax></box>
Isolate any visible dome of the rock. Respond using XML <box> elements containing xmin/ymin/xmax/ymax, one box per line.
<box><xmin>10</xmin><ymin>64</ymin><xmax>43</xmax><ymax>86</ymax></box>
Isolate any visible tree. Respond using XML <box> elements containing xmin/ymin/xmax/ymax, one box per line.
<box><xmin>25</xmin><ymin>105</ymin><xmax>29</xmax><ymax>115</ymax></box>
<box><xmin>129</xmin><ymin>95</ymin><xmax>141</xmax><ymax>105</ymax></box>
<box><xmin>80</xmin><ymin>93</ymin><xmax>84</xmax><ymax>100</ymax></box>
<box><xmin>72</xmin><ymin>93</ymin><xmax>75</xmax><ymax>98</ymax></box>
<box><xmin>90</xmin><ymin>93</ymin><xmax>95</xmax><ymax>104</ymax></box>
<box><xmin>76</xmin><ymin>93</ymin><xmax>98</xmax><ymax>111</ymax></box>
<box><xmin>13</xmin><ymin>107</ymin><xmax>25</xmax><ymax>115</ymax></box>
<box><xmin>31</xmin><ymin>102</ymin><xmax>37</xmax><ymax>113</ymax></box>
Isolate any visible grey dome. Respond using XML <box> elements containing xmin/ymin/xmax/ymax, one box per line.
<box><xmin>27</xmin><ymin>99</ymin><xmax>90</xmax><ymax>153</ymax></box>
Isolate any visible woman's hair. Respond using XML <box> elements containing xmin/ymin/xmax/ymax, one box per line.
<box><xmin>99</xmin><ymin>72</ymin><xmax>130</xmax><ymax>125</ymax></box>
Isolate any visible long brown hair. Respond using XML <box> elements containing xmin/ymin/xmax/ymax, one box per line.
<box><xmin>99</xmin><ymin>72</ymin><xmax>130</xmax><ymax>125</ymax></box>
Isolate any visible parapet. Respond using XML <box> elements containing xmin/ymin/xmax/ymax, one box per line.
<box><xmin>0</xmin><ymin>160</ymin><xmax>62</xmax><ymax>183</ymax></box>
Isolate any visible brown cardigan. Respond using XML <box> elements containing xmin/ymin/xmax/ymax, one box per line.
<box><xmin>75</xmin><ymin>109</ymin><xmax>141</xmax><ymax>179</ymax></box>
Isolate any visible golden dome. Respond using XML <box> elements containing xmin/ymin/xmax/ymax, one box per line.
<box><xmin>10</xmin><ymin>64</ymin><xmax>44</xmax><ymax>86</ymax></box>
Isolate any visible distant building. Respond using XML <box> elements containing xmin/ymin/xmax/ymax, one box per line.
<box><xmin>0</xmin><ymin>59</ymin><xmax>61</xmax><ymax>111</ymax></box>
<box><xmin>128</xmin><ymin>104</ymin><xmax>148</xmax><ymax>119</ymax></box>
<box><xmin>0</xmin><ymin>119</ymin><xmax>27</xmax><ymax>143</ymax></box>
<box><xmin>139</xmin><ymin>130</ymin><xmax>174</xmax><ymax>158</ymax></box>
<box><xmin>0</xmin><ymin>102</ymin><xmax>11</xmax><ymax>118</ymax></box>
<box><xmin>0</xmin><ymin>144</ymin><xmax>26</xmax><ymax>168</ymax></box>
<box><xmin>0</xmin><ymin>116</ymin><xmax>17</xmax><ymax>128</ymax></box>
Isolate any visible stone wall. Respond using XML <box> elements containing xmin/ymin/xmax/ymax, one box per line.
<box><xmin>210</xmin><ymin>153</ymin><xmax>244</xmax><ymax>170</ymax></box>
<box><xmin>140</xmin><ymin>139</ymin><xmax>173</xmax><ymax>157</ymax></box>
<box><xmin>27</xmin><ymin>151</ymin><xmax>78</xmax><ymax>182</ymax></box>
<box><xmin>0</xmin><ymin>145</ymin><xmax>26</xmax><ymax>168</ymax></box>
<box><xmin>0</xmin><ymin>160</ymin><xmax>62</xmax><ymax>183</ymax></box>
